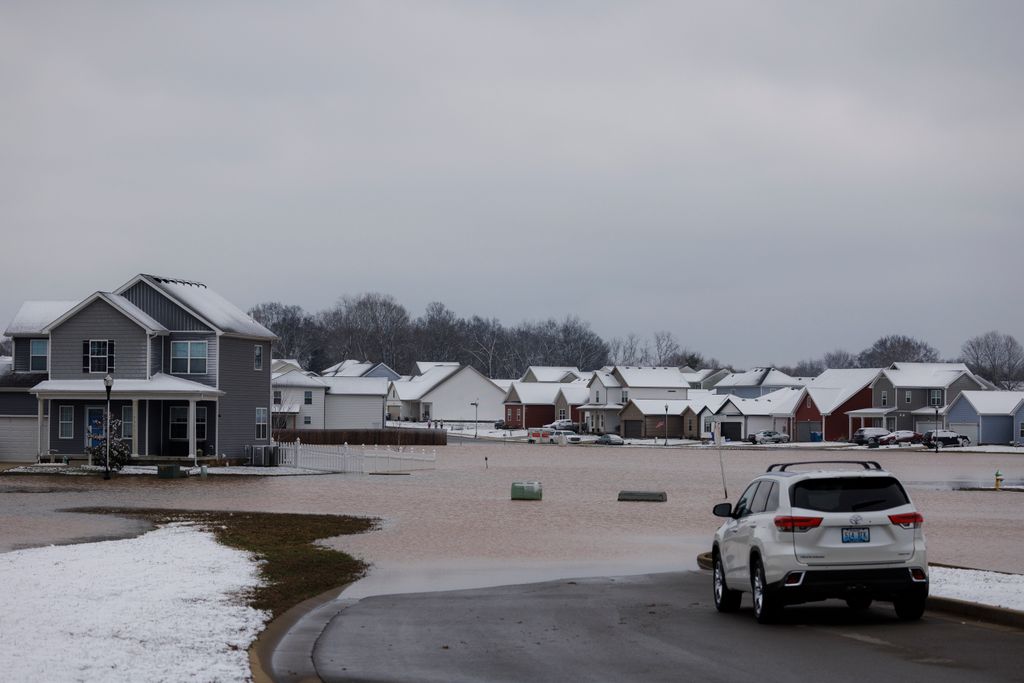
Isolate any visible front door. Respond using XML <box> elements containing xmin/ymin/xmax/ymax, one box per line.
<box><xmin>85</xmin><ymin>407</ymin><xmax>105</xmax><ymax>449</ymax></box>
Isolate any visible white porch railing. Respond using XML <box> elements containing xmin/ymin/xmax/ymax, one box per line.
<box><xmin>275</xmin><ymin>440</ymin><xmax>436</xmax><ymax>474</ymax></box>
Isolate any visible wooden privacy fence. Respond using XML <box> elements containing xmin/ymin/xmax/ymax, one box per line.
<box><xmin>272</xmin><ymin>428</ymin><xmax>446</xmax><ymax>447</ymax></box>
<box><xmin>275</xmin><ymin>441</ymin><xmax>437</xmax><ymax>474</ymax></box>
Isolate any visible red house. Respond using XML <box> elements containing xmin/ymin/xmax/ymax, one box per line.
<box><xmin>502</xmin><ymin>383</ymin><xmax>562</xmax><ymax>428</ymax></box>
<box><xmin>795</xmin><ymin>369</ymin><xmax>880</xmax><ymax>442</ymax></box>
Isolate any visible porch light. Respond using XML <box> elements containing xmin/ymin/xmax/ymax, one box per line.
<box><xmin>103</xmin><ymin>374</ymin><xmax>113</xmax><ymax>480</ymax></box>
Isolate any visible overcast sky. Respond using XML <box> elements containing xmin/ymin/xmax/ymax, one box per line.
<box><xmin>2</xmin><ymin>1</ymin><xmax>1022</xmax><ymax>368</ymax></box>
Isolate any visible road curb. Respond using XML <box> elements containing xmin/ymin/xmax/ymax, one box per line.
<box><xmin>695</xmin><ymin>552</ymin><xmax>1024</xmax><ymax>629</ymax></box>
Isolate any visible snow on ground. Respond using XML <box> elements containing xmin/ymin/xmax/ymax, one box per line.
<box><xmin>929</xmin><ymin>567</ymin><xmax>1024</xmax><ymax>611</ymax></box>
<box><xmin>957</xmin><ymin>445</ymin><xmax>1024</xmax><ymax>454</ymax></box>
<box><xmin>0</xmin><ymin>523</ymin><xmax>268</xmax><ymax>682</ymax></box>
<box><xmin>8</xmin><ymin>464</ymin><xmax>325</xmax><ymax>476</ymax></box>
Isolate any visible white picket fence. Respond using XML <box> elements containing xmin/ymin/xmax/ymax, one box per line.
<box><xmin>275</xmin><ymin>440</ymin><xmax>436</xmax><ymax>474</ymax></box>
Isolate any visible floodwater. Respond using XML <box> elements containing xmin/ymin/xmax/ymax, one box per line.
<box><xmin>2</xmin><ymin>444</ymin><xmax>1022</xmax><ymax>597</ymax></box>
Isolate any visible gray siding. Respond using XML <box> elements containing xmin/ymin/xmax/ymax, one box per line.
<box><xmin>12</xmin><ymin>337</ymin><xmax>48</xmax><ymax>373</ymax></box>
<box><xmin>150</xmin><ymin>336</ymin><xmax>163</xmax><ymax>376</ymax></box>
<box><xmin>122</xmin><ymin>281</ymin><xmax>211</xmax><ymax>331</ymax></box>
<box><xmin>0</xmin><ymin>392</ymin><xmax>38</xmax><ymax>416</ymax></box>
<box><xmin>946</xmin><ymin>396</ymin><xmax>978</xmax><ymax>424</ymax></box>
<box><xmin>216</xmin><ymin>337</ymin><xmax>272</xmax><ymax>457</ymax></box>
<box><xmin>947</xmin><ymin>374</ymin><xmax>983</xmax><ymax>404</ymax></box>
<box><xmin>49</xmin><ymin>300</ymin><xmax>149</xmax><ymax>380</ymax></box>
<box><xmin>1015</xmin><ymin>406</ymin><xmax>1024</xmax><ymax>445</ymax></box>
<box><xmin>365</xmin><ymin>365</ymin><xmax>401</xmax><ymax>380</ymax></box>
<box><xmin>872</xmin><ymin>376</ymin><xmax>895</xmax><ymax>408</ymax></box>
<box><xmin>162</xmin><ymin>333</ymin><xmax>218</xmax><ymax>387</ymax></box>
<box><xmin>981</xmin><ymin>416</ymin><xmax>1013</xmax><ymax>445</ymax></box>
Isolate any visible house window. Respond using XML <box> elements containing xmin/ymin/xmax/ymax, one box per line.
<box><xmin>254</xmin><ymin>345</ymin><xmax>263</xmax><ymax>370</ymax></box>
<box><xmin>30</xmin><ymin>339</ymin><xmax>48</xmax><ymax>372</ymax></box>
<box><xmin>303</xmin><ymin>415</ymin><xmax>311</xmax><ymax>425</ymax></box>
<box><xmin>89</xmin><ymin>340</ymin><xmax>108</xmax><ymax>373</ymax></box>
<box><xmin>621</xmin><ymin>390</ymin><xmax>629</xmax><ymax>403</ymax></box>
<box><xmin>558</xmin><ymin>409</ymin><xmax>567</xmax><ymax>420</ymax></box>
<box><xmin>170</xmin><ymin>407</ymin><xmax>189</xmax><ymax>440</ymax></box>
<box><xmin>304</xmin><ymin>391</ymin><xmax>312</xmax><ymax>405</ymax></box>
<box><xmin>171</xmin><ymin>341</ymin><xmax>207</xmax><ymax>374</ymax></box>
<box><xmin>1020</xmin><ymin>422</ymin><xmax>1024</xmax><ymax>439</ymax></box>
<box><xmin>905</xmin><ymin>390</ymin><xmax>912</xmax><ymax>404</ymax></box>
<box><xmin>596</xmin><ymin>391</ymin><xmax>601</xmax><ymax>403</ymax></box>
<box><xmin>930</xmin><ymin>389</ymin><xmax>943</xmax><ymax>407</ymax></box>
<box><xmin>704</xmin><ymin>417</ymin><xmax>712</xmax><ymax>432</ymax></box>
<box><xmin>121</xmin><ymin>406</ymin><xmax>133</xmax><ymax>440</ymax></box>
<box><xmin>256</xmin><ymin>407</ymin><xmax>268</xmax><ymax>440</ymax></box>
<box><xmin>59</xmin><ymin>406</ymin><xmax>74</xmax><ymax>439</ymax></box>
<box><xmin>273</xmin><ymin>390</ymin><xmax>282</xmax><ymax>405</ymax></box>
<box><xmin>881</xmin><ymin>391</ymin><xmax>888</xmax><ymax>407</ymax></box>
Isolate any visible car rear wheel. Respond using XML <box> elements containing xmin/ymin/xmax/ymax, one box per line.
<box><xmin>936</xmin><ymin>441</ymin><xmax>944</xmax><ymax>449</ymax></box>
<box><xmin>751</xmin><ymin>558</ymin><xmax>781</xmax><ymax>623</ymax></box>
<box><xmin>713</xmin><ymin>554</ymin><xmax>741</xmax><ymax>613</ymax></box>
<box><xmin>893</xmin><ymin>593</ymin><xmax>926</xmax><ymax>621</ymax></box>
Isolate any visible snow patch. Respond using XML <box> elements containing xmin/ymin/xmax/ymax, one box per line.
<box><xmin>930</xmin><ymin>566</ymin><xmax>1024</xmax><ymax>612</ymax></box>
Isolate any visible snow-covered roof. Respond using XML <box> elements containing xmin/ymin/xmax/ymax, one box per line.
<box><xmin>626</xmin><ymin>399</ymin><xmax>693</xmax><ymax>416</ymax></box>
<box><xmin>806</xmin><ymin>368</ymin><xmax>881</xmax><ymax>414</ymax></box>
<box><xmin>3</xmin><ymin>300</ymin><xmax>79</xmax><ymax>336</ymax></box>
<box><xmin>43</xmin><ymin>292</ymin><xmax>169</xmax><ymax>335</ymax></box>
<box><xmin>414</xmin><ymin>361</ymin><xmax>460</xmax><ymax>375</ymax></box>
<box><xmin>588</xmin><ymin>371</ymin><xmax>621</xmax><ymax>388</ymax></box>
<box><xmin>491</xmin><ymin>379</ymin><xmax>515</xmax><ymax>392</ymax></box>
<box><xmin>679</xmin><ymin>368</ymin><xmax>715</xmax><ymax>384</ymax></box>
<box><xmin>555</xmin><ymin>385</ymin><xmax>590</xmax><ymax>405</ymax></box>
<box><xmin>955</xmin><ymin>391</ymin><xmax>1024</xmax><ymax>416</ymax></box>
<box><xmin>30</xmin><ymin>373</ymin><xmax>224</xmax><ymax>398</ymax></box>
<box><xmin>272</xmin><ymin>359</ymin><xmax>305</xmax><ymax>374</ymax></box>
<box><xmin>716</xmin><ymin>388</ymin><xmax>805</xmax><ymax>416</ymax></box>
<box><xmin>614</xmin><ymin>366</ymin><xmax>691</xmax><ymax>389</ymax></box>
<box><xmin>579</xmin><ymin>403</ymin><xmax>623</xmax><ymax>411</ymax></box>
<box><xmin>391</xmin><ymin>365</ymin><xmax>463</xmax><ymax>400</ymax></box>
<box><xmin>272</xmin><ymin>369</ymin><xmax>327</xmax><ymax>389</ymax></box>
<box><xmin>125</xmin><ymin>275</ymin><xmax>275</xmax><ymax>339</ymax></box>
<box><xmin>715</xmin><ymin>367</ymin><xmax>803</xmax><ymax>389</ymax></box>
<box><xmin>692</xmin><ymin>394</ymin><xmax>729</xmax><ymax>415</ymax></box>
<box><xmin>321</xmin><ymin>376</ymin><xmax>389</xmax><ymax>396</ymax></box>
<box><xmin>881</xmin><ymin>362</ymin><xmax>975</xmax><ymax>389</ymax></box>
<box><xmin>505</xmin><ymin>382</ymin><xmax>564</xmax><ymax>405</ymax></box>
<box><xmin>321</xmin><ymin>360</ymin><xmax>374</xmax><ymax>377</ymax></box>
<box><xmin>520</xmin><ymin>366</ymin><xmax>581</xmax><ymax>382</ymax></box>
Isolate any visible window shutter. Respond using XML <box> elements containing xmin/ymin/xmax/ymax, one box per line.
<box><xmin>83</xmin><ymin>341</ymin><xmax>89</xmax><ymax>373</ymax></box>
<box><xmin>108</xmin><ymin>340</ymin><xmax>116</xmax><ymax>373</ymax></box>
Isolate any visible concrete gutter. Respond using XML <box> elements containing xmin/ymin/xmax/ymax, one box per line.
<box><xmin>695</xmin><ymin>552</ymin><xmax>1024</xmax><ymax>629</ymax></box>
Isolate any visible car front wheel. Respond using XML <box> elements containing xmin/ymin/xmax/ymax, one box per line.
<box><xmin>960</xmin><ymin>438</ymin><xmax>970</xmax><ymax>447</ymax></box>
<box><xmin>713</xmin><ymin>554</ymin><xmax>741</xmax><ymax>612</ymax></box>
<box><xmin>751</xmin><ymin>558</ymin><xmax>781</xmax><ymax>623</ymax></box>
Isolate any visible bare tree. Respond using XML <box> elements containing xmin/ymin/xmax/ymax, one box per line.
<box><xmin>413</xmin><ymin>302</ymin><xmax>463</xmax><ymax>364</ymax></box>
<box><xmin>652</xmin><ymin>330</ymin><xmax>681</xmax><ymax>366</ymax></box>
<box><xmin>607</xmin><ymin>333</ymin><xmax>650</xmax><ymax>365</ymax></box>
<box><xmin>248</xmin><ymin>302</ymin><xmax>320</xmax><ymax>369</ymax></box>
<box><xmin>823</xmin><ymin>349</ymin><xmax>858</xmax><ymax>369</ymax></box>
<box><xmin>320</xmin><ymin>293</ymin><xmax>412</xmax><ymax>371</ymax></box>
<box><xmin>557</xmin><ymin>316</ymin><xmax>609</xmax><ymax>371</ymax></box>
<box><xmin>461</xmin><ymin>316</ymin><xmax>506</xmax><ymax>378</ymax></box>
<box><xmin>857</xmin><ymin>335</ymin><xmax>939</xmax><ymax>368</ymax></box>
<box><xmin>777</xmin><ymin>358</ymin><xmax>825</xmax><ymax>377</ymax></box>
<box><xmin>961</xmin><ymin>331</ymin><xmax>1024</xmax><ymax>389</ymax></box>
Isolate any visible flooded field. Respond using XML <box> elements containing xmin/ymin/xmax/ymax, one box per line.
<box><xmin>2</xmin><ymin>444</ymin><xmax>1021</xmax><ymax>596</ymax></box>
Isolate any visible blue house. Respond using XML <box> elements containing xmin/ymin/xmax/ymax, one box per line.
<box><xmin>2</xmin><ymin>274</ymin><xmax>276</xmax><ymax>463</ymax></box>
<box><xmin>946</xmin><ymin>391</ymin><xmax>1024</xmax><ymax>445</ymax></box>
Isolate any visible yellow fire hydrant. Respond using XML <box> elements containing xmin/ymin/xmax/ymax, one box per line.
<box><xmin>995</xmin><ymin>469</ymin><xmax>1003</xmax><ymax>490</ymax></box>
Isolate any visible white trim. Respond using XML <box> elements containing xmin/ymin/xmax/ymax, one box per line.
<box><xmin>88</xmin><ymin>339</ymin><xmax>109</xmax><ymax>374</ymax></box>
<box><xmin>121</xmin><ymin>405</ymin><xmax>133</xmax><ymax>441</ymax></box>
<box><xmin>170</xmin><ymin>340</ymin><xmax>208</xmax><ymax>375</ymax></box>
<box><xmin>58</xmin><ymin>405</ymin><xmax>75</xmax><ymax>440</ymax></box>
<box><xmin>255</xmin><ymin>407</ymin><xmax>268</xmax><ymax>440</ymax></box>
<box><xmin>29</xmin><ymin>338</ymin><xmax>49</xmax><ymax>373</ymax></box>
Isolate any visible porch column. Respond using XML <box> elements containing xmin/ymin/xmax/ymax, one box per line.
<box><xmin>37</xmin><ymin>398</ymin><xmax>44</xmax><ymax>462</ymax></box>
<box><xmin>188</xmin><ymin>398</ymin><xmax>197</xmax><ymax>466</ymax></box>
<box><xmin>848</xmin><ymin>414</ymin><xmax>852</xmax><ymax>441</ymax></box>
<box><xmin>131</xmin><ymin>399</ymin><xmax>139</xmax><ymax>456</ymax></box>
<box><xmin>144</xmin><ymin>400</ymin><xmax>150</xmax><ymax>457</ymax></box>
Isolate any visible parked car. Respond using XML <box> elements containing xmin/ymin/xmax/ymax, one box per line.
<box><xmin>566</xmin><ymin>434</ymin><xmax>583</xmax><ymax>444</ymax></box>
<box><xmin>878</xmin><ymin>430</ymin><xmax>923</xmax><ymax>446</ymax></box>
<box><xmin>748</xmin><ymin>430</ymin><xmax>791</xmax><ymax>444</ymax></box>
<box><xmin>852</xmin><ymin>427</ymin><xmax>891</xmax><ymax>445</ymax></box>
<box><xmin>711</xmin><ymin>460</ymin><xmax>928</xmax><ymax>623</ymax></box>
<box><xmin>543</xmin><ymin>419</ymin><xmax>575</xmax><ymax>431</ymax></box>
<box><xmin>494</xmin><ymin>419</ymin><xmax>510</xmax><ymax>430</ymax></box>
<box><xmin>596</xmin><ymin>434</ymin><xmax>624</xmax><ymax>445</ymax></box>
<box><xmin>547</xmin><ymin>430</ymin><xmax>575</xmax><ymax>443</ymax></box>
<box><xmin>922</xmin><ymin>430</ymin><xmax>970</xmax><ymax>448</ymax></box>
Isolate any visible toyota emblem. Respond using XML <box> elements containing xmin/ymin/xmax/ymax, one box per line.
<box><xmin>849</xmin><ymin>514</ymin><xmax>863</xmax><ymax>525</ymax></box>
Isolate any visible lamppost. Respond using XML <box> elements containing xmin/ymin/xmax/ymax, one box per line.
<box><xmin>934</xmin><ymin>403</ymin><xmax>939</xmax><ymax>453</ymax></box>
<box><xmin>103</xmin><ymin>374</ymin><xmax>113</xmax><ymax>480</ymax></box>
<box><xmin>664</xmin><ymin>403</ymin><xmax>669</xmax><ymax>446</ymax></box>
<box><xmin>470</xmin><ymin>401</ymin><xmax>479</xmax><ymax>439</ymax></box>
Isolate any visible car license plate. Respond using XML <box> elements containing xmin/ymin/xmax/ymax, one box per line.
<box><xmin>842</xmin><ymin>527</ymin><xmax>870</xmax><ymax>543</ymax></box>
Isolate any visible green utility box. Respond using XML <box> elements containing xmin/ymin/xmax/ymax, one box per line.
<box><xmin>511</xmin><ymin>481</ymin><xmax>543</xmax><ymax>501</ymax></box>
<box><xmin>158</xmin><ymin>464</ymin><xmax>183</xmax><ymax>479</ymax></box>
<box><xmin>617</xmin><ymin>490</ymin><xmax>667</xmax><ymax>502</ymax></box>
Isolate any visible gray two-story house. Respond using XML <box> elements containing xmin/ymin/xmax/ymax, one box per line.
<box><xmin>2</xmin><ymin>274</ymin><xmax>275</xmax><ymax>462</ymax></box>
<box><xmin>861</xmin><ymin>362</ymin><xmax>988</xmax><ymax>433</ymax></box>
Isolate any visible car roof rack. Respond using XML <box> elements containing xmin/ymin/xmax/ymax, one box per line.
<box><xmin>766</xmin><ymin>460</ymin><xmax>884</xmax><ymax>472</ymax></box>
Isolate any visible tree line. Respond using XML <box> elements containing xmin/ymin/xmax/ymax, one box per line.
<box><xmin>248</xmin><ymin>294</ymin><xmax>1023</xmax><ymax>388</ymax></box>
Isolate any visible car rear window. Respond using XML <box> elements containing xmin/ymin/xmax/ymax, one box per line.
<box><xmin>791</xmin><ymin>477</ymin><xmax>909</xmax><ymax>512</ymax></box>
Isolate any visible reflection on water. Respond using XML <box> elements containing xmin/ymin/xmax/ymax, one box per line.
<box><xmin>2</xmin><ymin>445</ymin><xmax>1022</xmax><ymax>590</ymax></box>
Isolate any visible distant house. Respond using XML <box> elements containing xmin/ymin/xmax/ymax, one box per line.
<box><xmin>791</xmin><ymin>369</ymin><xmax>881</xmax><ymax>441</ymax></box>
<box><xmin>680</xmin><ymin>368</ymin><xmax>730</xmax><ymax>390</ymax></box>
<box><xmin>321</xmin><ymin>359</ymin><xmax>401</xmax><ymax>381</ymax></box>
<box><xmin>581</xmin><ymin>366</ymin><xmax>691</xmax><ymax>435</ymax></box>
<box><xmin>321</xmin><ymin>376</ymin><xmax>389</xmax><ymax>429</ymax></box>
<box><xmin>713</xmin><ymin>368</ymin><xmax>805</xmax><ymax>398</ymax></box>
<box><xmin>553</xmin><ymin>384</ymin><xmax>589</xmax><ymax>425</ymax></box>
<box><xmin>519</xmin><ymin>366</ymin><xmax>581</xmax><ymax>383</ymax></box>
<box><xmin>861</xmin><ymin>362</ymin><xmax>988</xmax><ymax>433</ymax></box>
<box><xmin>710</xmin><ymin>388</ymin><xmax>804</xmax><ymax>441</ymax></box>
<box><xmin>618</xmin><ymin>399</ymin><xmax>692</xmax><ymax>439</ymax></box>
<box><xmin>412</xmin><ymin>361</ymin><xmax>460</xmax><ymax>376</ymax></box>
<box><xmin>502</xmin><ymin>382</ymin><xmax>563</xmax><ymax>428</ymax></box>
<box><xmin>7</xmin><ymin>274</ymin><xmax>276</xmax><ymax>462</ymax></box>
<box><xmin>946</xmin><ymin>391</ymin><xmax>1024</xmax><ymax>445</ymax></box>
<box><xmin>272</xmin><ymin>369</ymin><xmax>327</xmax><ymax>430</ymax></box>
<box><xmin>388</xmin><ymin>365</ymin><xmax>505</xmax><ymax>422</ymax></box>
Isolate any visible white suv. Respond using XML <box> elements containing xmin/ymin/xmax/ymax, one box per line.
<box><xmin>711</xmin><ymin>460</ymin><xmax>928</xmax><ymax>623</ymax></box>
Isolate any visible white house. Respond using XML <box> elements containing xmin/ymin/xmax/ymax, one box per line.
<box><xmin>581</xmin><ymin>366</ymin><xmax>691</xmax><ymax>435</ymax></box>
<box><xmin>388</xmin><ymin>365</ymin><xmax>505</xmax><ymax>422</ymax></box>
<box><xmin>711</xmin><ymin>388</ymin><xmax>805</xmax><ymax>441</ymax></box>
<box><xmin>321</xmin><ymin>376</ymin><xmax>388</xmax><ymax>429</ymax></box>
<box><xmin>271</xmin><ymin>369</ymin><xmax>327</xmax><ymax>430</ymax></box>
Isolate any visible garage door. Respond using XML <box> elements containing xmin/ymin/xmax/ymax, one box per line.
<box><xmin>796</xmin><ymin>421</ymin><xmax>817</xmax><ymax>442</ymax></box>
<box><xmin>950</xmin><ymin>423</ymin><xmax>978</xmax><ymax>445</ymax></box>
<box><xmin>0</xmin><ymin>416</ymin><xmax>41</xmax><ymax>462</ymax></box>
<box><xmin>720</xmin><ymin>422</ymin><xmax>742</xmax><ymax>441</ymax></box>
<box><xmin>916</xmin><ymin>420</ymin><xmax>941</xmax><ymax>435</ymax></box>
<box><xmin>623</xmin><ymin>420</ymin><xmax>643</xmax><ymax>439</ymax></box>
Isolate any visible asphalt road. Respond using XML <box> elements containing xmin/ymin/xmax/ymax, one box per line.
<box><xmin>313</xmin><ymin>571</ymin><xmax>1023</xmax><ymax>683</ymax></box>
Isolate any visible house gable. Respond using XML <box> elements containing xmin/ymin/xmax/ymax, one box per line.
<box><xmin>120</xmin><ymin>279</ymin><xmax>212</xmax><ymax>332</ymax></box>
<box><xmin>47</xmin><ymin>298</ymin><xmax>150</xmax><ymax>380</ymax></box>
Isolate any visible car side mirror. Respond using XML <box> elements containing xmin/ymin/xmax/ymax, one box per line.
<box><xmin>713</xmin><ymin>502</ymin><xmax>733</xmax><ymax>518</ymax></box>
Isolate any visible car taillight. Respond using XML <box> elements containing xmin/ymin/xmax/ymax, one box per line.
<box><xmin>889</xmin><ymin>512</ymin><xmax>924</xmax><ymax>529</ymax></box>
<box><xmin>774</xmin><ymin>516</ymin><xmax>823</xmax><ymax>532</ymax></box>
